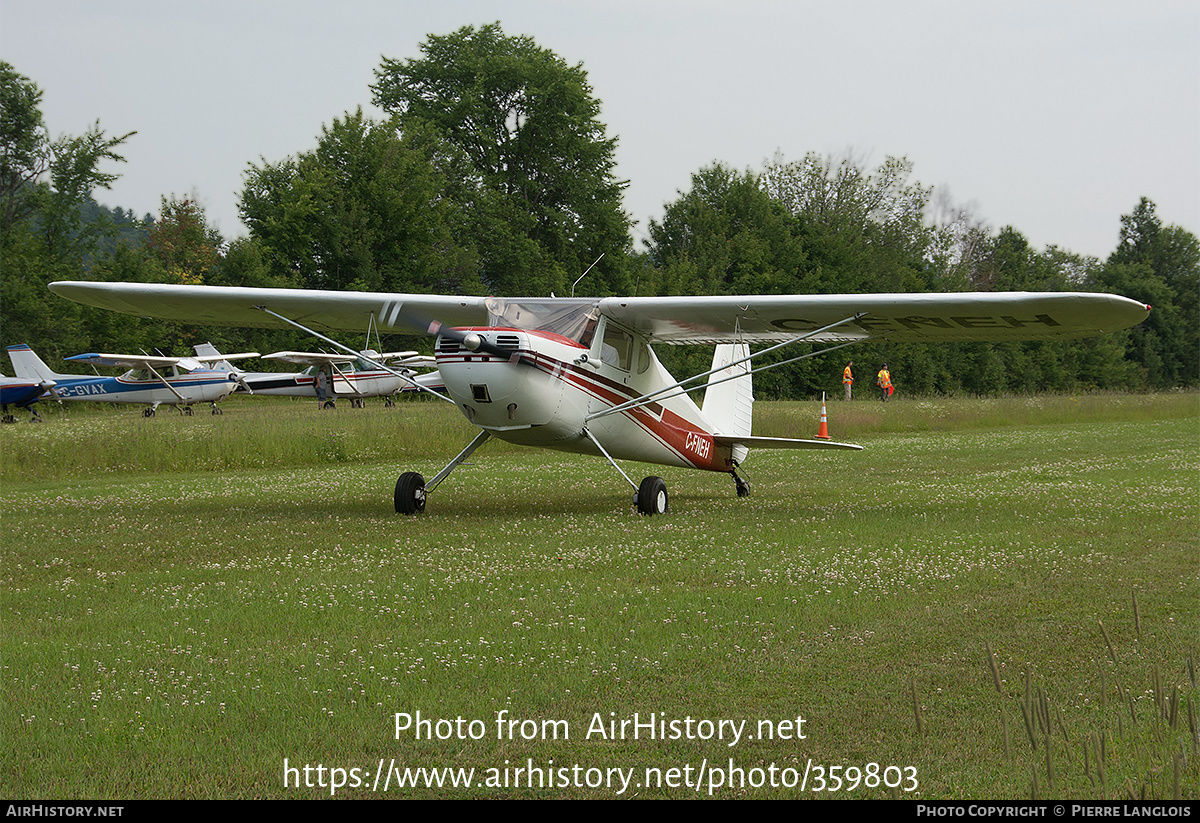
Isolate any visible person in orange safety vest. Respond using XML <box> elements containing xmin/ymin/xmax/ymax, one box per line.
<box><xmin>843</xmin><ymin>361</ymin><xmax>854</xmax><ymax>401</ymax></box>
<box><xmin>876</xmin><ymin>364</ymin><xmax>892</xmax><ymax>402</ymax></box>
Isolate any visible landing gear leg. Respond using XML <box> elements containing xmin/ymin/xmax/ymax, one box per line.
<box><xmin>395</xmin><ymin>430</ymin><xmax>492</xmax><ymax>514</ymax></box>
<box><xmin>732</xmin><ymin>464</ymin><xmax>751</xmax><ymax>497</ymax></box>
<box><xmin>580</xmin><ymin>427</ymin><xmax>668</xmax><ymax>516</ymax></box>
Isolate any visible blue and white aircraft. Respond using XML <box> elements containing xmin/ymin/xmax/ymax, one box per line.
<box><xmin>6</xmin><ymin>343</ymin><xmax>258</xmax><ymax>416</ymax></box>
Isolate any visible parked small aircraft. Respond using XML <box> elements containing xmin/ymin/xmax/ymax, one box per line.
<box><xmin>47</xmin><ymin>283</ymin><xmax>1151</xmax><ymax>513</ymax></box>
<box><xmin>6</xmin><ymin>343</ymin><xmax>258</xmax><ymax>416</ymax></box>
<box><xmin>1</xmin><ymin>374</ymin><xmax>51</xmax><ymax>422</ymax></box>
<box><xmin>194</xmin><ymin>342</ymin><xmax>441</xmax><ymax>406</ymax></box>
<box><xmin>193</xmin><ymin>342</ymin><xmax>440</xmax><ymax>408</ymax></box>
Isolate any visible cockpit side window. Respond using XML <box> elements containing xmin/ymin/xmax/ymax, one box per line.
<box><xmin>601</xmin><ymin>324</ymin><xmax>634</xmax><ymax>371</ymax></box>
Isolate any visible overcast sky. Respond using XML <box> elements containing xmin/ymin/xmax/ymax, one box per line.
<box><xmin>3</xmin><ymin>0</ymin><xmax>1197</xmax><ymax>261</ymax></box>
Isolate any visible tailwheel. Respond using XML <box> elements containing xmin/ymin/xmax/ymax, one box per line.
<box><xmin>636</xmin><ymin>476</ymin><xmax>668</xmax><ymax>516</ymax></box>
<box><xmin>211</xmin><ymin>403</ymin><xmax>223</xmax><ymax>415</ymax></box>
<box><xmin>143</xmin><ymin>407</ymin><xmax>155</xmax><ymax>417</ymax></box>
<box><xmin>395</xmin><ymin>471</ymin><xmax>427</xmax><ymax>515</ymax></box>
<box><xmin>732</xmin><ymin>470</ymin><xmax>751</xmax><ymax>497</ymax></box>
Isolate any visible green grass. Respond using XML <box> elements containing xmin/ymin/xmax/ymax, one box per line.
<box><xmin>1</xmin><ymin>392</ymin><xmax>1197</xmax><ymax>798</ymax></box>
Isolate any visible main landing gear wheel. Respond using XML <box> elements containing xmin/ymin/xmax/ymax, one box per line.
<box><xmin>143</xmin><ymin>407</ymin><xmax>155</xmax><ymax>418</ymax></box>
<box><xmin>636</xmin><ymin>476</ymin><xmax>668</xmax><ymax>516</ymax></box>
<box><xmin>395</xmin><ymin>471</ymin><xmax>427</xmax><ymax>515</ymax></box>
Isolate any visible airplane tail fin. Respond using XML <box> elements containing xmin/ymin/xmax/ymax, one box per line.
<box><xmin>193</xmin><ymin>342</ymin><xmax>235</xmax><ymax>372</ymax></box>
<box><xmin>6</xmin><ymin>344</ymin><xmax>68</xmax><ymax>382</ymax></box>
<box><xmin>702</xmin><ymin>343</ymin><xmax>753</xmax><ymax>464</ymax></box>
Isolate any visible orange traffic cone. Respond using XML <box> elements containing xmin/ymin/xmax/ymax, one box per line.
<box><xmin>815</xmin><ymin>392</ymin><xmax>832</xmax><ymax>440</ymax></box>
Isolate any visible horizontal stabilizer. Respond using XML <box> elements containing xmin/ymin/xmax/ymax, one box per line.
<box><xmin>713</xmin><ymin>435</ymin><xmax>863</xmax><ymax>451</ymax></box>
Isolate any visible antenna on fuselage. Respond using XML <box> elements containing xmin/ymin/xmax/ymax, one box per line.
<box><xmin>571</xmin><ymin>253</ymin><xmax>605</xmax><ymax>298</ymax></box>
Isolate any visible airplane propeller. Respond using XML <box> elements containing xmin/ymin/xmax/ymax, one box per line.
<box><xmin>414</xmin><ymin>317</ymin><xmax>536</xmax><ymax>367</ymax></box>
<box><xmin>229</xmin><ymin>369</ymin><xmax>255</xmax><ymax>395</ymax></box>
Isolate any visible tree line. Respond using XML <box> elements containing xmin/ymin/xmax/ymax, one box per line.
<box><xmin>2</xmin><ymin>25</ymin><xmax>1196</xmax><ymax>397</ymax></box>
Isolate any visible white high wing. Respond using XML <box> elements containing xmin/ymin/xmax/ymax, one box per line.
<box><xmin>49</xmin><ymin>282</ymin><xmax>1150</xmax><ymax>514</ymax></box>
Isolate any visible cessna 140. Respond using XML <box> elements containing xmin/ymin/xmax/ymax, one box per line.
<box><xmin>47</xmin><ymin>282</ymin><xmax>1150</xmax><ymax>514</ymax></box>
<box><xmin>193</xmin><ymin>342</ymin><xmax>441</xmax><ymax>407</ymax></box>
<box><xmin>6</xmin><ymin>343</ymin><xmax>258</xmax><ymax>416</ymax></box>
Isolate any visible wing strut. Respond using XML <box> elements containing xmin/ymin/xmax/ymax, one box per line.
<box><xmin>253</xmin><ymin>305</ymin><xmax>453</xmax><ymax>404</ymax></box>
<box><xmin>141</xmin><ymin>363</ymin><xmax>190</xmax><ymax>404</ymax></box>
<box><xmin>586</xmin><ymin>313</ymin><xmax>866</xmax><ymax>423</ymax></box>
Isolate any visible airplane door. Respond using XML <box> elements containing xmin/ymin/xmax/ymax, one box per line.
<box><xmin>330</xmin><ymin>364</ymin><xmax>360</xmax><ymax>396</ymax></box>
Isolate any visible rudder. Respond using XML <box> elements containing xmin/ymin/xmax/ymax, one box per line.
<box><xmin>7</xmin><ymin>344</ymin><xmax>66</xmax><ymax>382</ymax></box>
<box><xmin>702</xmin><ymin>343</ymin><xmax>753</xmax><ymax>464</ymax></box>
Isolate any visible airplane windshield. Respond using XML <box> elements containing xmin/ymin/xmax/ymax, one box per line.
<box><xmin>486</xmin><ymin>298</ymin><xmax>599</xmax><ymax>343</ymax></box>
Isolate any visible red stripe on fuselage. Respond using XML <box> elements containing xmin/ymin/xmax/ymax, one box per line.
<box><xmin>555</xmin><ymin>362</ymin><xmax>727</xmax><ymax>471</ymax></box>
<box><xmin>439</xmin><ymin>336</ymin><xmax>730</xmax><ymax>472</ymax></box>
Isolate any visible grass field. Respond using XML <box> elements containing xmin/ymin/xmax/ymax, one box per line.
<box><xmin>1</xmin><ymin>392</ymin><xmax>1197</xmax><ymax>799</ymax></box>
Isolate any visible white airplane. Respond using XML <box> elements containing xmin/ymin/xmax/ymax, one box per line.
<box><xmin>193</xmin><ymin>343</ymin><xmax>442</xmax><ymax>407</ymax></box>
<box><xmin>47</xmin><ymin>282</ymin><xmax>1151</xmax><ymax>513</ymax></box>
<box><xmin>6</xmin><ymin>343</ymin><xmax>258</xmax><ymax>416</ymax></box>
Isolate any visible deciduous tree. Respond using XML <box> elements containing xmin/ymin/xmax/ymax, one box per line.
<box><xmin>240</xmin><ymin>111</ymin><xmax>482</xmax><ymax>295</ymax></box>
<box><xmin>371</xmin><ymin>24</ymin><xmax>632</xmax><ymax>296</ymax></box>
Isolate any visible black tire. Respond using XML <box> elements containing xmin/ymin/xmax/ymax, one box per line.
<box><xmin>395</xmin><ymin>472</ymin><xmax>427</xmax><ymax>515</ymax></box>
<box><xmin>143</xmin><ymin>408</ymin><xmax>155</xmax><ymax>418</ymax></box>
<box><xmin>636</xmin><ymin>476</ymin><xmax>668</xmax><ymax>515</ymax></box>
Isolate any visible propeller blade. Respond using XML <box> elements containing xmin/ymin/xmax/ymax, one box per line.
<box><xmin>419</xmin><ymin>317</ymin><xmax>532</xmax><ymax>365</ymax></box>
